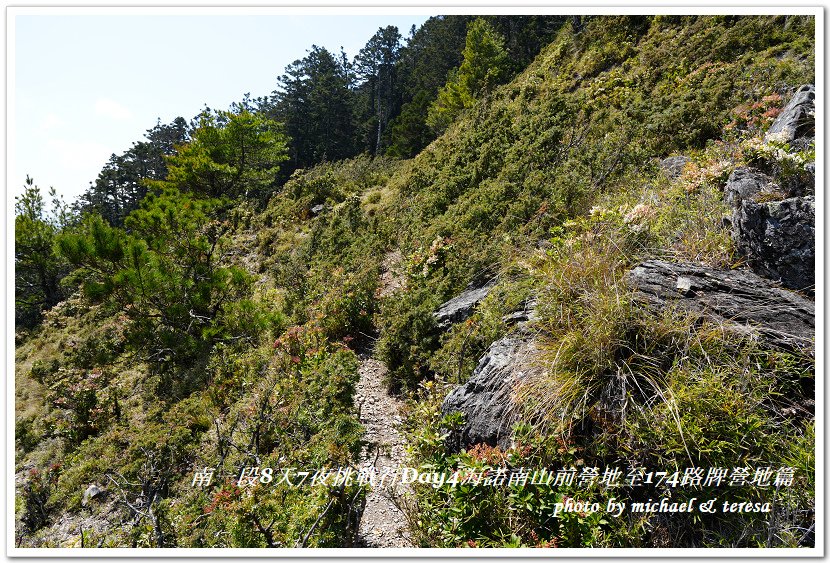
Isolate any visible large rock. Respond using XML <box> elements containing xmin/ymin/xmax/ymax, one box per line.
<box><xmin>441</xmin><ymin>333</ymin><xmax>542</xmax><ymax>451</ymax></box>
<box><xmin>733</xmin><ymin>196</ymin><xmax>815</xmax><ymax>291</ymax></box>
<box><xmin>765</xmin><ymin>84</ymin><xmax>815</xmax><ymax>149</ymax></box>
<box><xmin>723</xmin><ymin>167</ymin><xmax>777</xmax><ymax>208</ymax></box>
<box><xmin>659</xmin><ymin>155</ymin><xmax>691</xmax><ymax>180</ymax></box>
<box><xmin>726</xmin><ymin>88</ymin><xmax>816</xmax><ymax>285</ymax></box>
<box><xmin>442</xmin><ymin>260</ymin><xmax>815</xmax><ymax>452</ymax></box>
<box><xmin>627</xmin><ymin>260</ymin><xmax>814</xmax><ymax>352</ymax></box>
<box><xmin>433</xmin><ymin>282</ymin><xmax>495</xmax><ymax>331</ymax></box>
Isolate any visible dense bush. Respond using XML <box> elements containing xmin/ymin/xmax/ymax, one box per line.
<box><xmin>401</xmin><ymin>119</ymin><xmax>814</xmax><ymax>546</ymax></box>
<box><xmin>57</xmin><ymin>189</ymin><xmax>259</xmax><ymax>379</ymax></box>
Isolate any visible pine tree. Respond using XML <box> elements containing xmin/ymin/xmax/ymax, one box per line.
<box><xmin>386</xmin><ymin>16</ymin><xmax>471</xmax><ymax>157</ymax></box>
<box><xmin>153</xmin><ymin>107</ymin><xmax>288</xmax><ymax>201</ymax></box>
<box><xmin>57</xmin><ymin>189</ymin><xmax>253</xmax><ymax>372</ymax></box>
<box><xmin>76</xmin><ymin>118</ymin><xmax>189</xmax><ymax>226</ymax></box>
<box><xmin>426</xmin><ymin>18</ymin><xmax>510</xmax><ymax>133</ymax></box>
<box><xmin>354</xmin><ymin>26</ymin><xmax>403</xmax><ymax>154</ymax></box>
<box><xmin>15</xmin><ymin>177</ymin><xmax>70</xmax><ymax>328</ymax></box>
<box><xmin>271</xmin><ymin>46</ymin><xmax>357</xmax><ymax>171</ymax></box>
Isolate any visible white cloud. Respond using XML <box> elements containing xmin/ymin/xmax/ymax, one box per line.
<box><xmin>94</xmin><ymin>97</ymin><xmax>133</xmax><ymax>120</ymax></box>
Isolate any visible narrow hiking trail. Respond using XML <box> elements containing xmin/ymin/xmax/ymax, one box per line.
<box><xmin>354</xmin><ymin>250</ymin><xmax>413</xmax><ymax>548</ymax></box>
<box><xmin>354</xmin><ymin>355</ymin><xmax>412</xmax><ymax>547</ymax></box>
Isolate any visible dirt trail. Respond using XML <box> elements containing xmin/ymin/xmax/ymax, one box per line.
<box><xmin>354</xmin><ymin>355</ymin><xmax>412</xmax><ymax>547</ymax></box>
<box><xmin>355</xmin><ymin>250</ymin><xmax>412</xmax><ymax>548</ymax></box>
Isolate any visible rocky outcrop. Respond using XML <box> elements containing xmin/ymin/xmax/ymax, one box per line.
<box><xmin>765</xmin><ymin>84</ymin><xmax>815</xmax><ymax>149</ymax></box>
<box><xmin>723</xmin><ymin>168</ymin><xmax>777</xmax><ymax>207</ymax></box>
<box><xmin>659</xmin><ymin>155</ymin><xmax>691</xmax><ymax>180</ymax></box>
<box><xmin>726</xmin><ymin>85</ymin><xmax>815</xmax><ymax>291</ymax></box>
<box><xmin>441</xmin><ymin>332</ymin><xmax>542</xmax><ymax>451</ymax></box>
<box><xmin>626</xmin><ymin>260</ymin><xmax>814</xmax><ymax>353</ymax></box>
<box><xmin>433</xmin><ymin>282</ymin><xmax>495</xmax><ymax>331</ymax></box>
<box><xmin>438</xmin><ymin>292</ymin><xmax>539</xmax><ymax>451</ymax></box>
<box><xmin>732</xmin><ymin>196</ymin><xmax>815</xmax><ymax>291</ymax></box>
<box><xmin>442</xmin><ymin>258</ymin><xmax>816</xmax><ymax>453</ymax></box>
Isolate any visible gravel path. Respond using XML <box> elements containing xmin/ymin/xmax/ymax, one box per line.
<box><xmin>354</xmin><ymin>353</ymin><xmax>413</xmax><ymax>548</ymax></box>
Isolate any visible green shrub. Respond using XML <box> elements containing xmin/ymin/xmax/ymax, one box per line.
<box><xmin>20</xmin><ymin>464</ymin><xmax>61</xmax><ymax>534</ymax></box>
<box><xmin>47</xmin><ymin>368</ymin><xmax>117</xmax><ymax>445</ymax></box>
<box><xmin>65</xmin><ymin>326</ymin><xmax>126</xmax><ymax>369</ymax></box>
<box><xmin>29</xmin><ymin>359</ymin><xmax>60</xmax><ymax>385</ymax></box>
<box><xmin>57</xmin><ymin>190</ymin><xmax>256</xmax><ymax>380</ymax></box>
<box><xmin>314</xmin><ymin>266</ymin><xmax>378</xmax><ymax>341</ymax></box>
<box><xmin>376</xmin><ymin>286</ymin><xmax>441</xmax><ymax>392</ymax></box>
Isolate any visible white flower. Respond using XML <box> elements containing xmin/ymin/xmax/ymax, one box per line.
<box><xmin>765</xmin><ymin>130</ymin><xmax>790</xmax><ymax>144</ymax></box>
<box><xmin>624</xmin><ymin>203</ymin><xmax>655</xmax><ymax>224</ymax></box>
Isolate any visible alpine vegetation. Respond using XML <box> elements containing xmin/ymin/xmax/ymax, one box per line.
<box><xmin>15</xmin><ymin>14</ymin><xmax>815</xmax><ymax>549</ymax></box>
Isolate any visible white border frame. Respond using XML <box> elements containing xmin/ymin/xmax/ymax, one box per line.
<box><xmin>5</xmin><ymin>4</ymin><xmax>824</xmax><ymax>559</ymax></box>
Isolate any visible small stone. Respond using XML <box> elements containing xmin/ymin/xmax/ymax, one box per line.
<box><xmin>675</xmin><ymin>276</ymin><xmax>695</xmax><ymax>296</ymax></box>
<box><xmin>82</xmin><ymin>484</ymin><xmax>105</xmax><ymax>506</ymax></box>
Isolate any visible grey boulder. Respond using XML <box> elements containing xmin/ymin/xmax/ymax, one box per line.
<box><xmin>733</xmin><ymin>196</ymin><xmax>815</xmax><ymax>291</ymax></box>
<box><xmin>659</xmin><ymin>155</ymin><xmax>691</xmax><ymax>180</ymax></box>
<box><xmin>441</xmin><ymin>334</ymin><xmax>542</xmax><ymax>451</ymax></box>
<box><xmin>627</xmin><ymin>259</ymin><xmax>814</xmax><ymax>352</ymax></box>
<box><xmin>723</xmin><ymin>168</ymin><xmax>777</xmax><ymax>208</ymax></box>
<box><xmin>765</xmin><ymin>84</ymin><xmax>815</xmax><ymax>149</ymax></box>
<box><xmin>433</xmin><ymin>282</ymin><xmax>495</xmax><ymax>331</ymax></box>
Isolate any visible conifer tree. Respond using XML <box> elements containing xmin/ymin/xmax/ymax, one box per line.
<box><xmin>354</xmin><ymin>26</ymin><xmax>402</xmax><ymax>154</ymax></box>
<box><xmin>57</xmin><ymin>189</ymin><xmax>253</xmax><ymax>372</ymax></box>
<box><xmin>386</xmin><ymin>15</ymin><xmax>471</xmax><ymax>157</ymax></box>
<box><xmin>15</xmin><ymin>177</ymin><xmax>69</xmax><ymax>328</ymax></box>
<box><xmin>154</xmin><ymin>107</ymin><xmax>288</xmax><ymax>201</ymax></box>
<box><xmin>76</xmin><ymin>117</ymin><xmax>188</xmax><ymax>226</ymax></box>
<box><xmin>427</xmin><ymin>18</ymin><xmax>510</xmax><ymax>133</ymax></box>
<box><xmin>271</xmin><ymin>46</ymin><xmax>357</xmax><ymax>171</ymax></box>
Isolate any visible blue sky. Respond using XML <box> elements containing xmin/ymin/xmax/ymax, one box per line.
<box><xmin>11</xmin><ymin>12</ymin><xmax>433</xmax><ymax>203</ymax></box>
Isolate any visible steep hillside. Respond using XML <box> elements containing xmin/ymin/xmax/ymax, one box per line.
<box><xmin>373</xmin><ymin>15</ymin><xmax>815</xmax><ymax>547</ymax></box>
<box><xmin>15</xmin><ymin>15</ymin><xmax>815</xmax><ymax>549</ymax></box>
